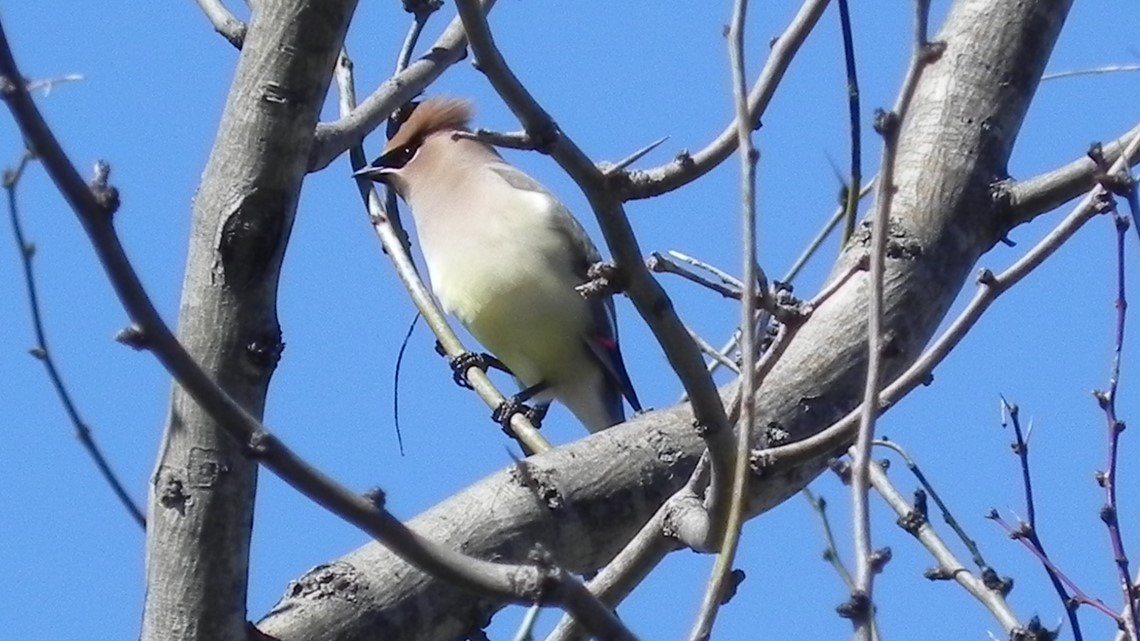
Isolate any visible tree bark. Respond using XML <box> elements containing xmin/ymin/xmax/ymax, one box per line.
<box><xmin>141</xmin><ymin>2</ymin><xmax>357</xmax><ymax>640</ymax></box>
<box><xmin>257</xmin><ymin>0</ymin><xmax>1071</xmax><ymax>640</ymax></box>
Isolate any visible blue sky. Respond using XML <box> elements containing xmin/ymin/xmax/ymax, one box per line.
<box><xmin>3</xmin><ymin>1</ymin><xmax>1140</xmax><ymax>640</ymax></box>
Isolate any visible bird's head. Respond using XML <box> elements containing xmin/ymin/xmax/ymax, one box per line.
<box><xmin>353</xmin><ymin>97</ymin><xmax>475</xmax><ymax>197</ymax></box>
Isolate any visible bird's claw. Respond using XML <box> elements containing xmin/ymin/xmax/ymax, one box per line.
<box><xmin>493</xmin><ymin>397</ymin><xmax>537</xmax><ymax>433</ymax></box>
<box><xmin>525</xmin><ymin>403</ymin><xmax>549</xmax><ymax>428</ymax></box>
<box><xmin>448</xmin><ymin>351</ymin><xmax>488</xmax><ymax>389</ymax></box>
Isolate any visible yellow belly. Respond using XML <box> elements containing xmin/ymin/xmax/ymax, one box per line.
<box><xmin>433</xmin><ymin>256</ymin><xmax>590</xmax><ymax>389</ymax></box>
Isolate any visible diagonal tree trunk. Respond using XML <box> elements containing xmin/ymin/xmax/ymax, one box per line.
<box><xmin>256</xmin><ymin>0</ymin><xmax>1071</xmax><ymax>639</ymax></box>
<box><xmin>141</xmin><ymin>3</ymin><xmax>357</xmax><ymax>640</ymax></box>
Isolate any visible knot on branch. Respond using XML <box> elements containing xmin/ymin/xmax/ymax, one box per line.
<box><xmin>528</xmin><ymin>122</ymin><xmax>561</xmax><ymax>155</ymax></box>
<box><xmin>89</xmin><ymin>160</ymin><xmax>120</xmax><ymax>216</ymax></box>
<box><xmin>919</xmin><ymin>40</ymin><xmax>947</xmax><ymax>64</ymax></box>
<box><xmin>896</xmin><ymin>506</ymin><xmax>927</xmax><ymax>535</ymax></box>
<box><xmin>873</xmin><ymin>108</ymin><xmax>900</xmax><ymax>139</ymax></box>
<box><xmin>114</xmin><ymin>324</ymin><xmax>150</xmax><ymax>351</ymax></box>
<box><xmin>246</xmin><ymin>429</ymin><xmax>272</xmax><ymax>457</ymax></box>
<box><xmin>362</xmin><ymin>487</ymin><xmax>387</xmax><ymax>510</ymax></box>
<box><xmin>981</xmin><ymin>567</ymin><xmax>1014</xmax><ymax>596</ymax></box>
<box><xmin>923</xmin><ymin>567</ymin><xmax>953</xmax><ymax>581</ymax></box>
<box><xmin>1010</xmin><ymin>616</ymin><xmax>1059</xmax><ymax>641</ymax></box>
<box><xmin>246</xmin><ymin>325</ymin><xmax>285</xmax><ymax>372</ymax></box>
<box><xmin>854</xmin><ymin>216</ymin><xmax>921</xmax><ymax>260</ymax></box>
<box><xmin>869</xmin><ymin>546</ymin><xmax>892</xmax><ymax>574</ymax></box>
<box><xmin>718</xmin><ymin>569</ymin><xmax>746</xmax><ymax>605</ymax></box>
<box><xmin>402</xmin><ymin>0</ymin><xmax>443</xmax><ymax>16</ymax></box>
<box><xmin>836</xmin><ymin>590</ymin><xmax>872</xmax><ymax>622</ymax></box>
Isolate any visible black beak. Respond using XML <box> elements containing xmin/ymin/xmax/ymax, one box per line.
<box><xmin>352</xmin><ymin>165</ymin><xmax>389</xmax><ymax>181</ymax></box>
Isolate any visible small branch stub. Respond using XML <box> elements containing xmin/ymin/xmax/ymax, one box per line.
<box><xmin>89</xmin><ymin>160</ymin><xmax>120</xmax><ymax>216</ymax></box>
<box><xmin>114</xmin><ymin>324</ymin><xmax>150</xmax><ymax>351</ymax></box>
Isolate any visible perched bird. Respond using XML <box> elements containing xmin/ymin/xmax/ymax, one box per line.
<box><xmin>355</xmin><ymin>97</ymin><xmax>641</xmax><ymax>433</ymax></box>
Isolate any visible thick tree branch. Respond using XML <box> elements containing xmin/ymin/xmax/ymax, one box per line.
<box><xmin>1000</xmin><ymin>120</ymin><xmax>1140</xmax><ymax>228</ymax></box>
<box><xmin>140</xmin><ymin>2</ymin><xmax>358</xmax><ymax>639</ymax></box>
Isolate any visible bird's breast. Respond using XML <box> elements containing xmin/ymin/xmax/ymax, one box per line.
<box><xmin>418</xmin><ymin>200</ymin><xmax>591</xmax><ymax>385</ymax></box>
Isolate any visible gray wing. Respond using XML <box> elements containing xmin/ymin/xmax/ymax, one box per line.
<box><xmin>489</xmin><ymin>163</ymin><xmax>642</xmax><ymax>413</ymax></box>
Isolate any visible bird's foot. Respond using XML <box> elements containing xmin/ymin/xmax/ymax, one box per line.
<box><xmin>492</xmin><ymin>397</ymin><xmax>538</xmax><ymax>434</ymax></box>
<box><xmin>446</xmin><ymin>350</ymin><xmax>510</xmax><ymax>389</ymax></box>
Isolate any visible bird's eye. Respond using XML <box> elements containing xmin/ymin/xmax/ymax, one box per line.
<box><xmin>378</xmin><ymin>143</ymin><xmax>418</xmax><ymax>169</ymax></box>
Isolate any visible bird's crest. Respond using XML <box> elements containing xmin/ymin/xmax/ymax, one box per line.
<box><xmin>383</xmin><ymin>97</ymin><xmax>474</xmax><ymax>156</ymax></box>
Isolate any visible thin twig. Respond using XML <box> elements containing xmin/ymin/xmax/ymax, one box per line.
<box><xmin>601</xmin><ymin>136</ymin><xmax>670</xmax><ymax>176</ymax></box>
<box><xmin>1095</xmin><ymin>174</ymin><xmax>1139</xmax><ymax>640</ymax></box>
<box><xmin>989</xmin><ymin>512</ymin><xmax>1124</xmax><ymax>624</ymax></box>
<box><xmin>706</xmin><ymin>179</ymin><xmax>874</xmax><ymax>379</ymax></box>
<box><xmin>3</xmin><ymin>151</ymin><xmax>145</xmax><ymax>529</ymax></box>
<box><xmin>334</xmin><ymin>51</ymin><xmax>551</xmax><ymax>455</ymax></box>
<box><xmin>511</xmin><ymin>604</ymin><xmax>543</xmax><ymax>641</ymax></box>
<box><xmin>868</xmin><ymin>462</ymin><xmax>1022</xmax><ymax>634</ymax></box>
<box><xmin>996</xmin><ymin>398</ymin><xmax>1081</xmax><ymax>640</ymax></box>
<box><xmin>1</xmin><ymin>20</ymin><xmax>641</xmax><ymax>639</ymax></box>
<box><xmin>1042</xmin><ymin>64</ymin><xmax>1140</xmax><ymax>81</ymax></box>
<box><xmin>849</xmin><ymin>5</ymin><xmax>937</xmax><ymax>633</ymax></box>
<box><xmin>24</xmin><ymin>74</ymin><xmax>84</xmax><ymax>96</ymax></box>
<box><xmin>686</xmin><ymin>325</ymin><xmax>740</xmax><ymax>374</ymax></box>
<box><xmin>451</xmin><ymin>129</ymin><xmax>537</xmax><ymax>150</ymax></box>
<box><xmin>836</xmin><ymin>0</ymin><xmax>862</xmax><ymax>245</ymax></box>
<box><xmin>688</xmin><ymin>1</ymin><xmax>758</xmax><ymax>638</ymax></box>
<box><xmin>874</xmin><ymin>438</ymin><xmax>991</xmax><ymax>572</ymax></box>
<box><xmin>803</xmin><ymin>488</ymin><xmax>854</xmax><ymax>588</ymax></box>
<box><xmin>647</xmin><ymin>252</ymin><xmax>745</xmax><ymax>301</ymax></box>
<box><xmin>668</xmin><ymin>250</ymin><xmax>746</xmax><ymax>289</ymax></box>
<box><xmin>619</xmin><ymin>0</ymin><xmax>831</xmax><ymax>200</ymax></box>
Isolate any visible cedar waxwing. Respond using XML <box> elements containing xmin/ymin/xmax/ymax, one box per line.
<box><xmin>355</xmin><ymin>97</ymin><xmax>641</xmax><ymax>433</ymax></box>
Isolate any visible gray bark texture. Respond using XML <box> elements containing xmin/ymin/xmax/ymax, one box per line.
<box><xmin>141</xmin><ymin>2</ymin><xmax>358</xmax><ymax>640</ymax></box>
<box><xmin>256</xmin><ymin>0</ymin><xmax>1072</xmax><ymax>640</ymax></box>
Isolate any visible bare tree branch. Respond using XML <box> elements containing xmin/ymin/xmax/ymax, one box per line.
<box><xmin>193</xmin><ymin>0</ymin><xmax>246</xmax><ymax>49</ymax></box>
<box><xmin>997</xmin><ymin>399</ymin><xmax>1082</xmax><ymax>638</ymax></box>
<box><xmin>688</xmin><ymin>0</ymin><xmax>759</xmax><ymax>637</ymax></box>
<box><xmin>836</xmin><ymin>0</ymin><xmax>862</xmax><ymax>245</ymax></box>
<box><xmin>1000</xmin><ymin>120</ymin><xmax>1140</xmax><ymax>228</ymax></box>
<box><xmin>1042</xmin><ymin>64</ymin><xmax>1140</xmax><ymax>81</ymax></box>
<box><xmin>760</xmin><ymin>126</ymin><xmax>1140</xmax><ymax>479</ymax></box>
<box><xmin>867</xmin><ymin>461</ymin><xmax>1023</xmax><ymax>633</ymax></box>
<box><xmin>3</xmin><ymin>151</ymin><xmax>146</xmax><ymax>529</ymax></box>
<box><xmin>617</xmin><ymin>0</ymin><xmax>831</xmax><ymax>201</ymax></box>
<box><xmin>848</xmin><ymin>2</ymin><xmax>941</xmax><ymax>635</ymax></box>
